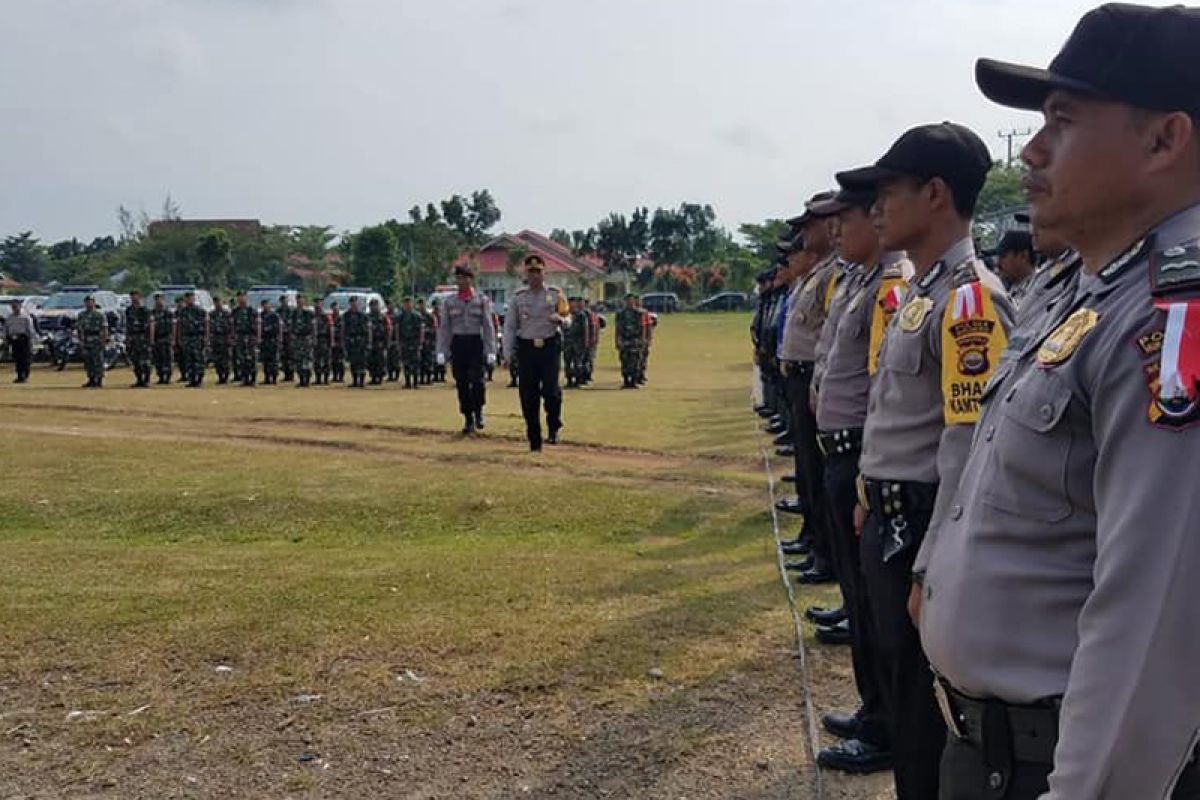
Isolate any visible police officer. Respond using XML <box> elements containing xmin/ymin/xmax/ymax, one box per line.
<box><xmin>993</xmin><ymin>229</ymin><xmax>1037</xmax><ymax>309</ymax></box>
<box><xmin>811</xmin><ymin>179</ymin><xmax>912</xmax><ymax>775</ymax></box>
<box><xmin>124</xmin><ymin>290</ymin><xmax>153</xmax><ymax>388</ymax></box>
<box><xmin>502</xmin><ymin>255</ymin><xmax>570</xmax><ymax>451</ymax></box>
<box><xmin>4</xmin><ymin>299</ymin><xmax>37</xmax><ymax>383</ymax></box>
<box><xmin>839</xmin><ymin>121</ymin><xmax>1013</xmax><ymax>799</ymax></box>
<box><xmin>916</xmin><ymin>6</ymin><xmax>1200</xmax><ymax>797</ymax></box>
<box><xmin>437</xmin><ymin>265</ymin><xmax>497</xmax><ymax>434</ymax></box>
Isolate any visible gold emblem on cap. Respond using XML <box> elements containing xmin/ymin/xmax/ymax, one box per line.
<box><xmin>1037</xmin><ymin>308</ymin><xmax>1100</xmax><ymax>366</ymax></box>
<box><xmin>898</xmin><ymin>296</ymin><xmax>933</xmax><ymax>332</ymax></box>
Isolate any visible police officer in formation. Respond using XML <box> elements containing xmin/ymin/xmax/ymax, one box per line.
<box><xmin>436</xmin><ymin>265</ymin><xmax>497</xmax><ymax>434</ymax></box>
<box><xmin>231</xmin><ymin>291</ymin><xmax>259</xmax><ymax>386</ymax></box>
<box><xmin>124</xmin><ymin>290</ymin><xmax>153</xmax><ymax>388</ymax></box>
<box><xmin>503</xmin><ymin>255</ymin><xmax>570</xmax><ymax>451</ymax></box>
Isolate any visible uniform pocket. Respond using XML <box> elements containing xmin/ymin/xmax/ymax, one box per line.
<box><xmin>981</xmin><ymin>370</ymin><xmax>1074</xmax><ymax>522</ymax></box>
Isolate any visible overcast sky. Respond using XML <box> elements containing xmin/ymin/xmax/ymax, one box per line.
<box><xmin>0</xmin><ymin>0</ymin><xmax>1164</xmax><ymax>243</ymax></box>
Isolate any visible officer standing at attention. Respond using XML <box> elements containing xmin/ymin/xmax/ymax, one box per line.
<box><xmin>992</xmin><ymin>229</ymin><xmax>1038</xmax><ymax>309</ymax></box>
<box><xmin>290</xmin><ymin>295</ymin><xmax>316</xmax><ymax>388</ymax></box>
<box><xmin>231</xmin><ymin>291</ymin><xmax>259</xmax><ymax>386</ymax></box>
<box><xmin>366</xmin><ymin>298</ymin><xmax>390</xmax><ymax>386</ymax></box>
<box><xmin>342</xmin><ymin>295</ymin><xmax>371</xmax><ymax>389</ymax></box>
<box><xmin>615</xmin><ymin>293</ymin><xmax>645</xmax><ymax>388</ymax></box>
<box><xmin>562</xmin><ymin>296</ymin><xmax>589</xmax><ymax>388</ymax></box>
<box><xmin>840</xmin><ymin>121</ymin><xmax>1012</xmax><ymax>799</ymax></box>
<box><xmin>278</xmin><ymin>294</ymin><xmax>294</xmax><ymax>382</ymax></box>
<box><xmin>4</xmin><ymin>299</ymin><xmax>37</xmax><ymax>383</ymax></box>
<box><xmin>503</xmin><ymin>255</ymin><xmax>570</xmax><ymax>451</ymax></box>
<box><xmin>329</xmin><ymin>301</ymin><xmax>346</xmax><ymax>383</ymax></box>
<box><xmin>124</xmin><ymin>290</ymin><xmax>153</xmax><ymax>388</ymax></box>
<box><xmin>312</xmin><ymin>297</ymin><xmax>332</xmax><ymax>386</ymax></box>
<box><xmin>437</xmin><ymin>265</ymin><xmax>497</xmax><ymax>434</ymax></box>
<box><xmin>209</xmin><ymin>295</ymin><xmax>233</xmax><ymax>385</ymax></box>
<box><xmin>77</xmin><ymin>295</ymin><xmax>109</xmax><ymax>388</ymax></box>
<box><xmin>916</xmin><ymin>6</ymin><xmax>1200</xmax><ymax>798</ymax></box>
<box><xmin>150</xmin><ymin>293</ymin><xmax>174</xmax><ymax>384</ymax></box>
<box><xmin>176</xmin><ymin>291</ymin><xmax>210</xmax><ymax>388</ymax></box>
<box><xmin>259</xmin><ymin>299</ymin><xmax>282</xmax><ymax>385</ymax></box>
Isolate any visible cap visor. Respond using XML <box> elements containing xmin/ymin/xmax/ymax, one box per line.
<box><xmin>835</xmin><ymin>164</ymin><xmax>901</xmax><ymax>188</ymax></box>
<box><xmin>975</xmin><ymin>58</ymin><xmax>1103</xmax><ymax>110</ymax></box>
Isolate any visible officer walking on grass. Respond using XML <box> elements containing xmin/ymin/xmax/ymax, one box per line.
<box><xmin>503</xmin><ymin>254</ymin><xmax>570</xmax><ymax>451</ymax></box>
<box><xmin>915</xmin><ymin>5</ymin><xmax>1200</xmax><ymax>797</ymax></box>
<box><xmin>4</xmin><ymin>299</ymin><xmax>37</xmax><ymax>383</ymax></box>
<box><xmin>437</xmin><ymin>265</ymin><xmax>497</xmax><ymax>434</ymax></box>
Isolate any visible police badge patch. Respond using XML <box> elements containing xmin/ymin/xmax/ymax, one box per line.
<box><xmin>1037</xmin><ymin>308</ymin><xmax>1100</xmax><ymax>366</ymax></box>
<box><xmin>899</xmin><ymin>296</ymin><xmax>933</xmax><ymax>332</ymax></box>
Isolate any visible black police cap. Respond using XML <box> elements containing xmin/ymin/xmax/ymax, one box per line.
<box><xmin>454</xmin><ymin>264</ymin><xmax>474</xmax><ymax>278</ymax></box>
<box><xmin>837</xmin><ymin>122</ymin><xmax>992</xmax><ymax>208</ymax></box>
<box><xmin>996</xmin><ymin>229</ymin><xmax>1035</xmax><ymax>255</ymax></box>
<box><xmin>976</xmin><ymin>4</ymin><xmax>1200</xmax><ymax>118</ymax></box>
<box><xmin>785</xmin><ymin>190</ymin><xmax>840</xmax><ymax>227</ymax></box>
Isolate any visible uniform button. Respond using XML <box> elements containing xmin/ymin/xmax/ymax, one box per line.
<box><xmin>951</xmin><ymin>505</ymin><xmax>962</xmax><ymax>520</ymax></box>
<box><xmin>989</xmin><ymin>772</ymin><xmax>1005</xmax><ymax>790</ymax></box>
<box><xmin>1040</xmin><ymin>404</ymin><xmax>1055</xmax><ymax>421</ymax></box>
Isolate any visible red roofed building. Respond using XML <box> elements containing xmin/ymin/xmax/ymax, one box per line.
<box><xmin>454</xmin><ymin>230</ymin><xmax>607</xmax><ymax>309</ymax></box>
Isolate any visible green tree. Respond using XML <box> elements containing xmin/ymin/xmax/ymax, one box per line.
<box><xmin>351</xmin><ymin>224</ymin><xmax>399</xmax><ymax>296</ymax></box>
<box><xmin>738</xmin><ymin>219</ymin><xmax>790</xmax><ymax>260</ymax></box>
<box><xmin>0</xmin><ymin>232</ymin><xmax>48</xmax><ymax>283</ymax></box>
<box><xmin>195</xmin><ymin>228</ymin><xmax>233</xmax><ymax>289</ymax></box>
<box><xmin>549</xmin><ymin>228</ymin><xmax>572</xmax><ymax>248</ymax></box>
<box><xmin>976</xmin><ymin>161</ymin><xmax>1027</xmax><ymax>217</ymax></box>
<box><xmin>440</xmin><ymin>190</ymin><xmax>501</xmax><ymax>247</ymax></box>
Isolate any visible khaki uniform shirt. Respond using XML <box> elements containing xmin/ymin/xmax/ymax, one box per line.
<box><xmin>778</xmin><ymin>254</ymin><xmax>838</xmax><ymax>363</ymax></box>
<box><xmin>436</xmin><ymin>291</ymin><xmax>497</xmax><ymax>358</ymax></box>
<box><xmin>502</xmin><ymin>285</ymin><xmax>569</xmax><ymax>362</ymax></box>
<box><xmin>919</xmin><ymin>203</ymin><xmax>1200</xmax><ymax>799</ymax></box>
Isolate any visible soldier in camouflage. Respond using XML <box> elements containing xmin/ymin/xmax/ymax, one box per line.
<box><xmin>329</xmin><ymin>301</ymin><xmax>346</xmax><ymax>383</ymax></box>
<box><xmin>77</xmin><ymin>295</ymin><xmax>109</xmax><ymax>388</ymax></box>
<box><xmin>615</xmin><ymin>294</ymin><xmax>645</xmax><ymax>389</ymax></box>
<box><xmin>231</xmin><ymin>291</ymin><xmax>259</xmax><ymax>386</ymax></box>
<box><xmin>176</xmin><ymin>291</ymin><xmax>209</xmax><ymax>387</ymax></box>
<box><xmin>124</xmin><ymin>290</ymin><xmax>153</xmax><ymax>388</ymax></box>
<box><xmin>209</xmin><ymin>296</ymin><xmax>233</xmax><ymax>385</ymax></box>
<box><xmin>562</xmin><ymin>296</ymin><xmax>589</xmax><ymax>388</ymax></box>
<box><xmin>416</xmin><ymin>298</ymin><xmax>436</xmax><ymax>385</ymax></box>
<box><xmin>259</xmin><ymin>300</ymin><xmax>282</xmax><ymax>385</ymax></box>
<box><xmin>289</xmin><ymin>295</ymin><xmax>317</xmax><ymax>387</ymax></box>
<box><xmin>151</xmin><ymin>293</ymin><xmax>174</xmax><ymax>384</ymax></box>
<box><xmin>366</xmin><ymin>298</ymin><xmax>390</xmax><ymax>385</ymax></box>
<box><xmin>396</xmin><ymin>296</ymin><xmax>424</xmax><ymax>389</ymax></box>
<box><xmin>313</xmin><ymin>297</ymin><xmax>332</xmax><ymax>385</ymax></box>
<box><xmin>173</xmin><ymin>296</ymin><xmax>187</xmax><ymax>383</ymax></box>
<box><xmin>386</xmin><ymin>300</ymin><xmax>402</xmax><ymax>382</ymax></box>
<box><xmin>278</xmin><ymin>295</ymin><xmax>294</xmax><ymax>382</ymax></box>
<box><xmin>342</xmin><ymin>295</ymin><xmax>370</xmax><ymax>388</ymax></box>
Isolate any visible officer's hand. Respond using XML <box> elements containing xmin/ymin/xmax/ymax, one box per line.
<box><xmin>780</xmin><ymin>361</ymin><xmax>791</xmax><ymax>377</ymax></box>
<box><xmin>853</xmin><ymin>503</ymin><xmax>866</xmax><ymax>537</ymax></box>
<box><xmin>907</xmin><ymin>582</ymin><xmax>922</xmax><ymax>627</ymax></box>
<box><xmin>485</xmin><ymin>353</ymin><xmax>496</xmax><ymax>366</ymax></box>
<box><xmin>435</xmin><ymin>353</ymin><xmax>446</xmax><ymax>366</ymax></box>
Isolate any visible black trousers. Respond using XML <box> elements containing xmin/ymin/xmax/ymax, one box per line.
<box><xmin>516</xmin><ymin>336</ymin><xmax>562</xmax><ymax>446</ymax></box>
<box><xmin>861</xmin><ymin>490</ymin><xmax>946</xmax><ymax>800</ymax></box>
<box><xmin>823</xmin><ymin>444</ymin><xmax>889</xmax><ymax>747</ymax></box>
<box><xmin>451</xmin><ymin>335</ymin><xmax>486</xmax><ymax>416</ymax></box>
<box><xmin>940</xmin><ymin>732</ymin><xmax>1200</xmax><ymax>799</ymax></box>
<box><xmin>8</xmin><ymin>335</ymin><xmax>31</xmax><ymax>380</ymax></box>
<box><xmin>785</xmin><ymin>364</ymin><xmax>831</xmax><ymax>564</ymax></box>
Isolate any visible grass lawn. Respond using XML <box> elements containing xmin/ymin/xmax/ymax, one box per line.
<box><xmin>0</xmin><ymin>313</ymin><xmax>884</xmax><ymax>799</ymax></box>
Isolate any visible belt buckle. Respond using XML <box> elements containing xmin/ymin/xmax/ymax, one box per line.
<box><xmin>934</xmin><ymin>679</ymin><xmax>966</xmax><ymax>740</ymax></box>
<box><xmin>534</xmin><ymin>338</ymin><xmax>544</xmax><ymax>349</ymax></box>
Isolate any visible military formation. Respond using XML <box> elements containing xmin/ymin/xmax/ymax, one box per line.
<box><xmin>752</xmin><ymin>5</ymin><xmax>1200</xmax><ymax>798</ymax></box>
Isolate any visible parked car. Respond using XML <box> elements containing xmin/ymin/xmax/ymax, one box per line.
<box><xmin>156</xmin><ymin>284</ymin><xmax>214</xmax><ymax>312</ymax></box>
<box><xmin>36</xmin><ymin>286</ymin><xmax>124</xmax><ymax>334</ymax></box>
<box><xmin>324</xmin><ymin>287</ymin><xmax>386</xmax><ymax>311</ymax></box>
<box><xmin>640</xmin><ymin>292</ymin><xmax>680</xmax><ymax>313</ymax></box>
<box><xmin>0</xmin><ymin>295</ymin><xmax>48</xmax><ymax>315</ymax></box>
<box><xmin>246</xmin><ymin>285</ymin><xmax>298</xmax><ymax>310</ymax></box>
<box><xmin>694</xmin><ymin>291</ymin><xmax>749</xmax><ymax>312</ymax></box>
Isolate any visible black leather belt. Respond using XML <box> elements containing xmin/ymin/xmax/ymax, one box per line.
<box><xmin>860</xmin><ymin>478</ymin><xmax>938</xmax><ymax>515</ymax></box>
<box><xmin>818</xmin><ymin>428</ymin><xmax>862</xmax><ymax>456</ymax></box>
<box><xmin>935</xmin><ymin>679</ymin><xmax>1059</xmax><ymax>765</ymax></box>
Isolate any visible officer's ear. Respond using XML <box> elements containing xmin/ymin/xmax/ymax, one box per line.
<box><xmin>924</xmin><ymin>177</ymin><xmax>954</xmax><ymax>216</ymax></box>
<box><xmin>1138</xmin><ymin>109</ymin><xmax>1199</xmax><ymax>176</ymax></box>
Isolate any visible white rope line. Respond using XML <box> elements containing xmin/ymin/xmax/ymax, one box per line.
<box><xmin>760</xmin><ymin>438</ymin><xmax>825</xmax><ymax>800</ymax></box>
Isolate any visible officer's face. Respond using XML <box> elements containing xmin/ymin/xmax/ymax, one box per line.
<box><xmin>455</xmin><ymin>273</ymin><xmax>471</xmax><ymax>290</ymax></box>
<box><xmin>526</xmin><ymin>267</ymin><xmax>544</xmax><ymax>289</ymax></box>
<box><xmin>1022</xmin><ymin>91</ymin><xmax>1153</xmax><ymax>242</ymax></box>
<box><xmin>802</xmin><ymin>218</ymin><xmax>832</xmax><ymax>253</ymax></box>
<box><xmin>874</xmin><ymin>177</ymin><xmax>930</xmax><ymax>252</ymax></box>
<box><xmin>837</xmin><ymin>206</ymin><xmax>880</xmax><ymax>264</ymax></box>
<box><xmin>130</xmin><ymin>294</ymin><xmax>142</xmax><ymax>307</ymax></box>
<box><xmin>237</xmin><ymin>296</ymin><xmax>247</xmax><ymax>307</ymax></box>
<box><xmin>154</xmin><ymin>297</ymin><xmax>164</xmax><ymax>310</ymax></box>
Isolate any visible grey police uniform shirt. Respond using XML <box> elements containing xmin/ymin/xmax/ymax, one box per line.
<box><xmin>816</xmin><ymin>253</ymin><xmax>908</xmax><ymax>432</ymax></box>
<box><xmin>3</xmin><ymin>310</ymin><xmax>37</xmax><ymax>338</ymax></box>
<box><xmin>501</xmin><ymin>285</ymin><xmax>568</xmax><ymax>362</ymax></box>
<box><xmin>919</xmin><ymin>203</ymin><xmax>1200</xmax><ymax>799</ymax></box>
<box><xmin>436</xmin><ymin>291</ymin><xmax>497</xmax><ymax>359</ymax></box>
<box><xmin>813</xmin><ymin>260</ymin><xmax>860</xmax><ymax>394</ymax></box>
<box><xmin>995</xmin><ymin>253</ymin><xmax>1082</xmax><ymax>373</ymax></box>
<box><xmin>778</xmin><ymin>253</ymin><xmax>838</xmax><ymax>363</ymax></box>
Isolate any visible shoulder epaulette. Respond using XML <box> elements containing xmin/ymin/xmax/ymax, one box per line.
<box><xmin>950</xmin><ymin>257</ymin><xmax>985</xmax><ymax>288</ymax></box>
<box><xmin>1150</xmin><ymin>240</ymin><xmax>1200</xmax><ymax>296</ymax></box>
<box><xmin>1100</xmin><ymin>236</ymin><xmax>1153</xmax><ymax>284</ymax></box>
<box><xmin>513</xmin><ymin>287</ymin><xmax>529</xmax><ymax>295</ymax></box>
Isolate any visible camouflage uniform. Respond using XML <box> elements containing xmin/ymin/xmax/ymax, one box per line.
<box><xmin>562</xmin><ymin>305</ymin><xmax>589</xmax><ymax>387</ymax></box>
<box><xmin>231</xmin><ymin>304</ymin><xmax>259</xmax><ymax>385</ymax></box>
<box><xmin>259</xmin><ymin>306</ymin><xmax>282</xmax><ymax>384</ymax></box>
<box><xmin>313</xmin><ymin>308</ymin><xmax>333</xmax><ymax>385</ymax></box>
<box><xmin>209</xmin><ymin>305</ymin><xmax>233</xmax><ymax>384</ymax></box>
<box><xmin>584</xmin><ymin>306</ymin><xmax>601</xmax><ymax>384</ymax></box>
<box><xmin>386</xmin><ymin>305</ymin><xmax>402</xmax><ymax>382</ymax></box>
<box><xmin>278</xmin><ymin>301</ymin><xmax>294</xmax><ymax>381</ymax></box>
<box><xmin>637</xmin><ymin>309</ymin><xmax>654</xmax><ymax>384</ymax></box>
<box><xmin>152</xmin><ymin>305</ymin><xmax>174</xmax><ymax>384</ymax></box>
<box><xmin>289</xmin><ymin>304</ymin><xmax>316</xmax><ymax>387</ymax></box>
<box><xmin>177</xmin><ymin>303</ymin><xmax>209</xmax><ymax>387</ymax></box>
<box><xmin>330</xmin><ymin>308</ymin><xmax>346</xmax><ymax>382</ymax></box>
<box><xmin>342</xmin><ymin>307</ymin><xmax>370</xmax><ymax>388</ymax></box>
<box><xmin>367</xmin><ymin>309</ymin><xmax>390</xmax><ymax>385</ymax></box>
<box><xmin>615</xmin><ymin>306</ymin><xmax>644</xmax><ymax>388</ymax></box>
<box><xmin>77</xmin><ymin>307</ymin><xmax>108</xmax><ymax>387</ymax></box>
<box><xmin>396</xmin><ymin>307</ymin><xmax>425</xmax><ymax>388</ymax></box>
<box><xmin>418</xmin><ymin>303</ymin><xmax>436</xmax><ymax>384</ymax></box>
<box><xmin>125</xmin><ymin>303</ymin><xmax>153</xmax><ymax>387</ymax></box>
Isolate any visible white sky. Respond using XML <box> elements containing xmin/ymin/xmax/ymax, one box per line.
<box><xmin>0</xmin><ymin>0</ymin><xmax>1167</xmax><ymax>243</ymax></box>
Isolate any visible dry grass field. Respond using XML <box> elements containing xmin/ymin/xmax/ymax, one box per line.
<box><xmin>0</xmin><ymin>313</ymin><xmax>888</xmax><ymax>799</ymax></box>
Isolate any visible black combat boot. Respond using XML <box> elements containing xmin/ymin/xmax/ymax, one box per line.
<box><xmin>475</xmin><ymin>410</ymin><xmax>485</xmax><ymax>430</ymax></box>
<box><xmin>461</xmin><ymin>414</ymin><xmax>475</xmax><ymax>435</ymax></box>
